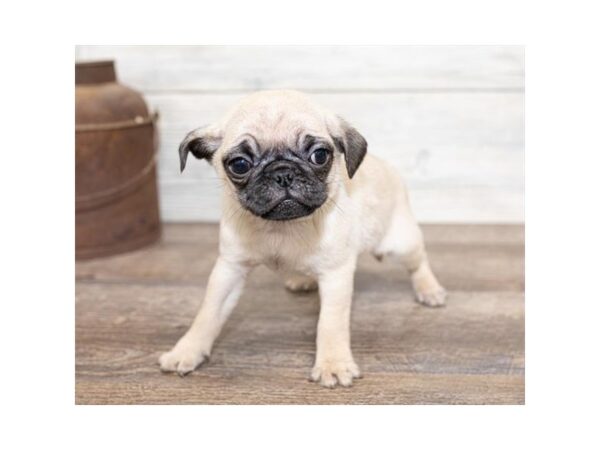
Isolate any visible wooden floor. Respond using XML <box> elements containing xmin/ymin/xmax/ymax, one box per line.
<box><xmin>76</xmin><ymin>223</ymin><xmax>524</xmax><ymax>404</ymax></box>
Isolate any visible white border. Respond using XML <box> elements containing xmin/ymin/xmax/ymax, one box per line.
<box><xmin>2</xmin><ymin>0</ymin><xmax>599</xmax><ymax>448</ymax></box>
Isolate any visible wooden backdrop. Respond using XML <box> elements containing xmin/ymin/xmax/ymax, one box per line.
<box><xmin>75</xmin><ymin>46</ymin><xmax>524</xmax><ymax>223</ymax></box>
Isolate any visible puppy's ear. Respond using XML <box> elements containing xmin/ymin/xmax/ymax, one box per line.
<box><xmin>331</xmin><ymin>118</ymin><xmax>368</xmax><ymax>179</ymax></box>
<box><xmin>178</xmin><ymin>125</ymin><xmax>223</xmax><ymax>172</ymax></box>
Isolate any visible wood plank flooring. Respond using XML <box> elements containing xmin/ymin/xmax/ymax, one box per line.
<box><xmin>75</xmin><ymin>224</ymin><xmax>524</xmax><ymax>404</ymax></box>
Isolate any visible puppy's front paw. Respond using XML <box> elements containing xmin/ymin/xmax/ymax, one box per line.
<box><xmin>415</xmin><ymin>287</ymin><xmax>447</xmax><ymax>307</ymax></box>
<box><xmin>310</xmin><ymin>360</ymin><xmax>361</xmax><ymax>388</ymax></box>
<box><xmin>159</xmin><ymin>338</ymin><xmax>209</xmax><ymax>376</ymax></box>
<box><xmin>285</xmin><ymin>275</ymin><xmax>318</xmax><ymax>293</ymax></box>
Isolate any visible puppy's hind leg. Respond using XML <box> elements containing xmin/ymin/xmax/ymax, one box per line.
<box><xmin>285</xmin><ymin>273</ymin><xmax>318</xmax><ymax>293</ymax></box>
<box><xmin>376</xmin><ymin>205</ymin><xmax>446</xmax><ymax>307</ymax></box>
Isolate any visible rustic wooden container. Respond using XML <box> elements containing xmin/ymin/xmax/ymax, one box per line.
<box><xmin>76</xmin><ymin>60</ymin><xmax>161</xmax><ymax>259</ymax></box>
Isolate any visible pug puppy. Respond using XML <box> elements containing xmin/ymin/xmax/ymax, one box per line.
<box><xmin>159</xmin><ymin>90</ymin><xmax>446</xmax><ymax>388</ymax></box>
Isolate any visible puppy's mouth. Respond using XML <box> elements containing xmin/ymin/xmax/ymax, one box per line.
<box><xmin>260</xmin><ymin>198</ymin><xmax>317</xmax><ymax>221</ymax></box>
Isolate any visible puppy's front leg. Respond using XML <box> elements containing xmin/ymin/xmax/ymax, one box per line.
<box><xmin>310</xmin><ymin>259</ymin><xmax>361</xmax><ymax>388</ymax></box>
<box><xmin>159</xmin><ymin>257</ymin><xmax>250</xmax><ymax>376</ymax></box>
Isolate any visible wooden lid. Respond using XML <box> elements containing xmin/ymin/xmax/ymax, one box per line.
<box><xmin>75</xmin><ymin>60</ymin><xmax>116</xmax><ymax>84</ymax></box>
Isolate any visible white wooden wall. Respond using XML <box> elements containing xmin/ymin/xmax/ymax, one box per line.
<box><xmin>75</xmin><ymin>46</ymin><xmax>524</xmax><ymax>223</ymax></box>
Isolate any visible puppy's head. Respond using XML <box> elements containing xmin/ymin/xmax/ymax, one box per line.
<box><xmin>179</xmin><ymin>90</ymin><xmax>367</xmax><ymax>221</ymax></box>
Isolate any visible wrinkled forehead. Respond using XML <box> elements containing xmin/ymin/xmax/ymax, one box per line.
<box><xmin>221</xmin><ymin>101</ymin><xmax>332</xmax><ymax>151</ymax></box>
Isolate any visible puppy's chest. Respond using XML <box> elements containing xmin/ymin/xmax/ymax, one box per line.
<box><xmin>248</xmin><ymin>230</ymin><xmax>319</xmax><ymax>273</ymax></box>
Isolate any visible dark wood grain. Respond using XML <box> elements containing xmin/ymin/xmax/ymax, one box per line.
<box><xmin>76</xmin><ymin>224</ymin><xmax>524</xmax><ymax>404</ymax></box>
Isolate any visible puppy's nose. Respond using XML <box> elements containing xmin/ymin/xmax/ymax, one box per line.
<box><xmin>266</xmin><ymin>161</ymin><xmax>296</xmax><ymax>188</ymax></box>
<box><xmin>272</xmin><ymin>169</ymin><xmax>294</xmax><ymax>188</ymax></box>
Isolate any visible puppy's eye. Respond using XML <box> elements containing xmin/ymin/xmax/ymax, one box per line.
<box><xmin>309</xmin><ymin>148</ymin><xmax>329</xmax><ymax>166</ymax></box>
<box><xmin>228</xmin><ymin>157</ymin><xmax>252</xmax><ymax>175</ymax></box>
